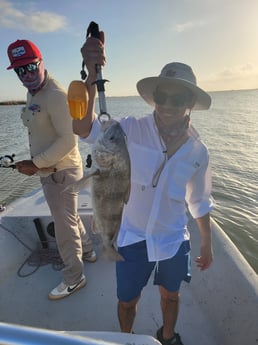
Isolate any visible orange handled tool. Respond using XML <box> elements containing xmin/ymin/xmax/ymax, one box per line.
<box><xmin>67</xmin><ymin>21</ymin><xmax>108</xmax><ymax>121</ymax></box>
<box><xmin>67</xmin><ymin>80</ymin><xmax>88</xmax><ymax>120</ymax></box>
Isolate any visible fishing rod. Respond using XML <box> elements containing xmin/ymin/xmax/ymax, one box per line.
<box><xmin>82</xmin><ymin>21</ymin><xmax>110</xmax><ymax>122</ymax></box>
<box><xmin>0</xmin><ymin>154</ymin><xmax>56</xmax><ymax>173</ymax></box>
<box><xmin>0</xmin><ymin>154</ymin><xmax>15</xmax><ymax>212</ymax></box>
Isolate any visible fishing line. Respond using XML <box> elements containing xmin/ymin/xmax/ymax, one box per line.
<box><xmin>0</xmin><ymin>222</ymin><xmax>64</xmax><ymax>277</ymax></box>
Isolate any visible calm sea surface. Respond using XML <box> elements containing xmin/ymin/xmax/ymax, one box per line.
<box><xmin>0</xmin><ymin>89</ymin><xmax>257</xmax><ymax>273</ymax></box>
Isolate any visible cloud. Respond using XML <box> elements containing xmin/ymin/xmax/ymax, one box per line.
<box><xmin>0</xmin><ymin>0</ymin><xmax>67</xmax><ymax>32</ymax></box>
<box><xmin>202</xmin><ymin>63</ymin><xmax>258</xmax><ymax>91</ymax></box>
<box><xmin>215</xmin><ymin>64</ymin><xmax>256</xmax><ymax>80</ymax></box>
<box><xmin>175</xmin><ymin>20</ymin><xmax>205</xmax><ymax>33</ymax></box>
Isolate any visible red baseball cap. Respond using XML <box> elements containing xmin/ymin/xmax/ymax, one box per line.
<box><xmin>7</xmin><ymin>39</ymin><xmax>42</xmax><ymax>70</ymax></box>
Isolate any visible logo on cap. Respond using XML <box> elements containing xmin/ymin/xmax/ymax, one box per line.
<box><xmin>12</xmin><ymin>46</ymin><xmax>26</xmax><ymax>58</ymax></box>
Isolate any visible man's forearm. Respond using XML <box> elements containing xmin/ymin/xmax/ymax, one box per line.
<box><xmin>196</xmin><ymin>213</ymin><xmax>212</xmax><ymax>242</ymax></box>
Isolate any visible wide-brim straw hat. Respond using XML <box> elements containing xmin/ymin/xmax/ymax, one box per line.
<box><xmin>137</xmin><ymin>62</ymin><xmax>211</xmax><ymax>110</ymax></box>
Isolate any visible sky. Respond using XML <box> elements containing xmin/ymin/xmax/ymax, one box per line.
<box><xmin>1</xmin><ymin>0</ymin><xmax>258</xmax><ymax>101</ymax></box>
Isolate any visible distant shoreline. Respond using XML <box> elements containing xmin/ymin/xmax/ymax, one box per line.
<box><xmin>0</xmin><ymin>101</ymin><xmax>26</xmax><ymax>105</ymax></box>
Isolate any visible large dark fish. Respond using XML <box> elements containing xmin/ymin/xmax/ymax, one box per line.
<box><xmin>68</xmin><ymin>119</ymin><xmax>131</xmax><ymax>261</ymax></box>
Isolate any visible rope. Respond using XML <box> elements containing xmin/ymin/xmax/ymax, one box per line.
<box><xmin>0</xmin><ymin>222</ymin><xmax>64</xmax><ymax>277</ymax></box>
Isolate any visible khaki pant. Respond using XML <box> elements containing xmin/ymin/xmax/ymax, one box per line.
<box><xmin>41</xmin><ymin>167</ymin><xmax>93</xmax><ymax>285</ymax></box>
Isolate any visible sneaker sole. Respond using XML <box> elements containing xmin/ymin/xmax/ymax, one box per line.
<box><xmin>83</xmin><ymin>256</ymin><xmax>97</xmax><ymax>263</ymax></box>
<box><xmin>48</xmin><ymin>278</ymin><xmax>87</xmax><ymax>301</ymax></box>
<box><xmin>82</xmin><ymin>252</ymin><xmax>97</xmax><ymax>263</ymax></box>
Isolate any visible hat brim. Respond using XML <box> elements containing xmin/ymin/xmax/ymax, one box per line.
<box><xmin>7</xmin><ymin>57</ymin><xmax>40</xmax><ymax>70</ymax></box>
<box><xmin>137</xmin><ymin>76</ymin><xmax>211</xmax><ymax>110</ymax></box>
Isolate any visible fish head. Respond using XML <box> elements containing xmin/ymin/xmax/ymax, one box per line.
<box><xmin>101</xmin><ymin>119</ymin><xmax>127</xmax><ymax>148</ymax></box>
<box><xmin>93</xmin><ymin>120</ymin><xmax>126</xmax><ymax>159</ymax></box>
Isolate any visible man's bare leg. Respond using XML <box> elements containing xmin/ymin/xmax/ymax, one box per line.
<box><xmin>117</xmin><ymin>296</ymin><xmax>140</xmax><ymax>333</ymax></box>
<box><xmin>159</xmin><ymin>285</ymin><xmax>180</xmax><ymax>339</ymax></box>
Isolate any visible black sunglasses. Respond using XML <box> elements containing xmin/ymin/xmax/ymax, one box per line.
<box><xmin>153</xmin><ymin>89</ymin><xmax>190</xmax><ymax>108</ymax></box>
<box><xmin>14</xmin><ymin>61</ymin><xmax>41</xmax><ymax>77</ymax></box>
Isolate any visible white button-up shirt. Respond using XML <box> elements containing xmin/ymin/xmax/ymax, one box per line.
<box><xmin>84</xmin><ymin>113</ymin><xmax>214</xmax><ymax>261</ymax></box>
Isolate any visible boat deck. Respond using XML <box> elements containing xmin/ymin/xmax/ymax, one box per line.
<box><xmin>1</xmin><ymin>188</ymin><xmax>258</xmax><ymax>345</ymax></box>
<box><xmin>0</xmin><ymin>240</ymin><xmax>217</xmax><ymax>344</ymax></box>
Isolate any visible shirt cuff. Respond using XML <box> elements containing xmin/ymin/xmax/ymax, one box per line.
<box><xmin>189</xmin><ymin>197</ymin><xmax>215</xmax><ymax>218</ymax></box>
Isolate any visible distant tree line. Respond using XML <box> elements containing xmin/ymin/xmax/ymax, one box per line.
<box><xmin>0</xmin><ymin>100</ymin><xmax>26</xmax><ymax>105</ymax></box>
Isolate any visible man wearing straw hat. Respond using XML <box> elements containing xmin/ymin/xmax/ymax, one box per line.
<box><xmin>75</xmin><ymin>34</ymin><xmax>214</xmax><ymax>345</ymax></box>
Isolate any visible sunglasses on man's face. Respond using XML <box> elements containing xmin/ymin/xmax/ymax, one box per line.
<box><xmin>153</xmin><ymin>89</ymin><xmax>191</xmax><ymax>108</ymax></box>
<box><xmin>14</xmin><ymin>61</ymin><xmax>41</xmax><ymax>77</ymax></box>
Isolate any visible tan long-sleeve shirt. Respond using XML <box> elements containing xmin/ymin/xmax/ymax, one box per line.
<box><xmin>21</xmin><ymin>72</ymin><xmax>82</xmax><ymax>176</ymax></box>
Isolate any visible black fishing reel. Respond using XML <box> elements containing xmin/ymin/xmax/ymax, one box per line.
<box><xmin>86</xmin><ymin>154</ymin><xmax>92</xmax><ymax>168</ymax></box>
<box><xmin>0</xmin><ymin>154</ymin><xmax>16</xmax><ymax>168</ymax></box>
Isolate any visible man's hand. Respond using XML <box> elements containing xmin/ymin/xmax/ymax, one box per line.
<box><xmin>80</xmin><ymin>31</ymin><xmax>106</xmax><ymax>78</ymax></box>
<box><xmin>15</xmin><ymin>160</ymin><xmax>39</xmax><ymax>176</ymax></box>
<box><xmin>195</xmin><ymin>242</ymin><xmax>213</xmax><ymax>271</ymax></box>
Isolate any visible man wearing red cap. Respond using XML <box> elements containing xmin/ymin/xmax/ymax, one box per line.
<box><xmin>7</xmin><ymin>39</ymin><xmax>97</xmax><ymax>300</ymax></box>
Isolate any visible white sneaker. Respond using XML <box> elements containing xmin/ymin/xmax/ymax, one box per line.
<box><xmin>48</xmin><ymin>275</ymin><xmax>86</xmax><ymax>300</ymax></box>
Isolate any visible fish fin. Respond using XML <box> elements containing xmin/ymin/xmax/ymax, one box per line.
<box><xmin>103</xmin><ymin>246</ymin><xmax>124</xmax><ymax>261</ymax></box>
<box><xmin>64</xmin><ymin>176</ymin><xmax>89</xmax><ymax>193</ymax></box>
<box><xmin>64</xmin><ymin>168</ymin><xmax>100</xmax><ymax>193</ymax></box>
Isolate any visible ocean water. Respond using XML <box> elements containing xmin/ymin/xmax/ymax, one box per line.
<box><xmin>0</xmin><ymin>89</ymin><xmax>257</xmax><ymax>273</ymax></box>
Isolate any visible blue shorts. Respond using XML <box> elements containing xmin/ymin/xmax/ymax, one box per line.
<box><xmin>116</xmin><ymin>240</ymin><xmax>191</xmax><ymax>302</ymax></box>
